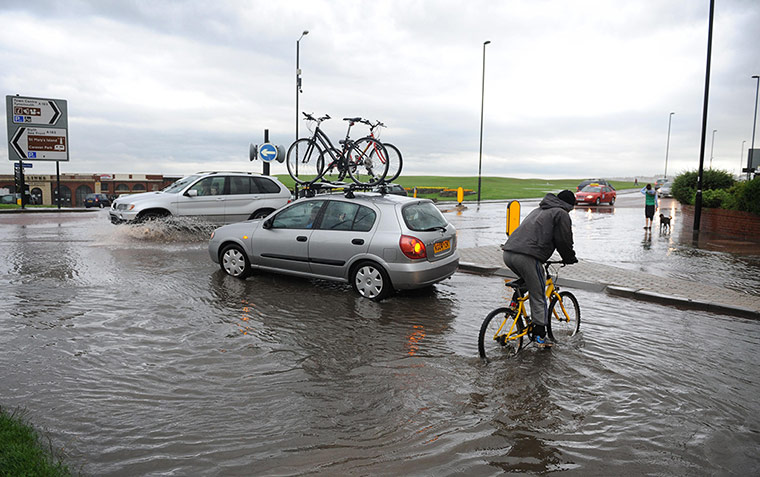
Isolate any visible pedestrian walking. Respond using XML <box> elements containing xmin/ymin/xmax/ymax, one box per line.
<box><xmin>641</xmin><ymin>184</ymin><xmax>658</xmax><ymax>229</ymax></box>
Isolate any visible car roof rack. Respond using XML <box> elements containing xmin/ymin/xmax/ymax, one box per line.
<box><xmin>195</xmin><ymin>171</ymin><xmax>260</xmax><ymax>175</ymax></box>
<box><xmin>297</xmin><ymin>181</ymin><xmax>396</xmax><ymax>199</ymax></box>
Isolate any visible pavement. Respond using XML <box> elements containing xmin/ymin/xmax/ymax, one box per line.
<box><xmin>458</xmin><ymin>245</ymin><xmax>760</xmax><ymax>320</ymax></box>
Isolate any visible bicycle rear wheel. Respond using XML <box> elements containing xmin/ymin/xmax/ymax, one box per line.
<box><xmin>347</xmin><ymin>138</ymin><xmax>389</xmax><ymax>186</ymax></box>
<box><xmin>286</xmin><ymin>138</ymin><xmax>323</xmax><ymax>185</ymax></box>
<box><xmin>318</xmin><ymin>148</ymin><xmax>346</xmax><ymax>184</ymax></box>
<box><xmin>478</xmin><ymin>307</ymin><xmax>525</xmax><ymax>361</ymax></box>
<box><xmin>382</xmin><ymin>142</ymin><xmax>403</xmax><ymax>183</ymax></box>
<box><xmin>547</xmin><ymin>291</ymin><xmax>580</xmax><ymax>340</ymax></box>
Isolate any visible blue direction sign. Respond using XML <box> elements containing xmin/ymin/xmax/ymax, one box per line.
<box><xmin>14</xmin><ymin>162</ymin><xmax>33</xmax><ymax>168</ymax></box>
<box><xmin>258</xmin><ymin>143</ymin><xmax>278</xmax><ymax>162</ymax></box>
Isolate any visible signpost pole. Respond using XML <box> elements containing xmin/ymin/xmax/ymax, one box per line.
<box><xmin>263</xmin><ymin>129</ymin><xmax>270</xmax><ymax>176</ymax></box>
<box><xmin>56</xmin><ymin>161</ymin><xmax>61</xmax><ymax>209</ymax></box>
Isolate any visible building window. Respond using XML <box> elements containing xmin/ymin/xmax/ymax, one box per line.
<box><xmin>101</xmin><ymin>183</ymin><xmax>109</xmax><ymax>192</ymax></box>
<box><xmin>133</xmin><ymin>183</ymin><xmax>146</xmax><ymax>191</ymax></box>
<box><xmin>115</xmin><ymin>184</ymin><xmax>130</xmax><ymax>193</ymax></box>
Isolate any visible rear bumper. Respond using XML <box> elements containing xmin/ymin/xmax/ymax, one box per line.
<box><xmin>386</xmin><ymin>251</ymin><xmax>460</xmax><ymax>290</ymax></box>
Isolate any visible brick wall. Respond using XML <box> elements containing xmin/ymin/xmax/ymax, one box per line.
<box><xmin>681</xmin><ymin>205</ymin><xmax>760</xmax><ymax>241</ymax></box>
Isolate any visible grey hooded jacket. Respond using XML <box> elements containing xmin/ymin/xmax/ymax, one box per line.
<box><xmin>501</xmin><ymin>193</ymin><xmax>577</xmax><ymax>263</ymax></box>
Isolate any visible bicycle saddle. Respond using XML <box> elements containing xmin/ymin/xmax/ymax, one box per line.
<box><xmin>505</xmin><ymin>278</ymin><xmax>527</xmax><ymax>292</ymax></box>
<box><xmin>343</xmin><ymin>117</ymin><xmax>362</xmax><ymax>123</ymax></box>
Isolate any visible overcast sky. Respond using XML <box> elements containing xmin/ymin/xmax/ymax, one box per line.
<box><xmin>2</xmin><ymin>0</ymin><xmax>759</xmax><ymax>180</ymax></box>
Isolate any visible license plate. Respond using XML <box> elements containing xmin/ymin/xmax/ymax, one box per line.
<box><xmin>434</xmin><ymin>239</ymin><xmax>451</xmax><ymax>254</ymax></box>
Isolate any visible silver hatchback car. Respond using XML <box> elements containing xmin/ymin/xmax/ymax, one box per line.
<box><xmin>208</xmin><ymin>192</ymin><xmax>459</xmax><ymax>300</ymax></box>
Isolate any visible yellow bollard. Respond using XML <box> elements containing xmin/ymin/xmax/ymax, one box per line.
<box><xmin>413</xmin><ymin>187</ymin><xmax>417</xmax><ymax>198</ymax></box>
<box><xmin>506</xmin><ymin>200</ymin><xmax>521</xmax><ymax>236</ymax></box>
<box><xmin>457</xmin><ymin>187</ymin><xmax>464</xmax><ymax>205</ymax></box>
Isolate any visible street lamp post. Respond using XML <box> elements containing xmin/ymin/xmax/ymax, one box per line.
<box><xmin>749</xmin><ymin>75</ymin><xmax>760</xmax><ymax>180</ymax></box>
<box><xmin>709</xmin><ymin>129</ymin><xmax>717</xmax><ymax>169</ymax></box>
<box><xmin>296</xmin><ymin>30</ymin><xmax>309</xmax><ymax>143</ymax></box>
<box><xmin>740</xmin><ymin>140</ymin><xmax>746</xmax><ymax>176</ymax></box>
<box><xmin>664</xmin><ymin>112</ymin><xmax>674</xmax><ymax>179</ymax></box>
<box><xmin>477</xmin><ymin>40</ymin><xmax>491</xmax><ymax>205</ymax></box>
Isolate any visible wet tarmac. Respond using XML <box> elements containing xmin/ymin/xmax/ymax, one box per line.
<box><xmin>1</xmin><ymin>205</ymin><xmax>759</xmax><ymax>475</ymax></box>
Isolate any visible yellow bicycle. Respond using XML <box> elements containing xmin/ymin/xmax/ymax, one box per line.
<box><xmin>478</xmin><ymin>261</ymin><xmax>580</xmax><ymax>360</ymax></box>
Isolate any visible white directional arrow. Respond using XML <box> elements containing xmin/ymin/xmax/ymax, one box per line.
<box><xmin>258</xmin><ymin>143</ymin><xmax>278</xmax><ymax>162</ymax></box>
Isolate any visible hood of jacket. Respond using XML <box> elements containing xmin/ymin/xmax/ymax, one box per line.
<box><xmin>539</xmin><ymin>193</ymin><xmax>574</xmax><ymax>212</ymax></box>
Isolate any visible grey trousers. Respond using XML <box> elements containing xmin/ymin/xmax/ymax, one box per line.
<box><xmin>502</xmin><ymin>251</ymin><xmax>547</xmax><ymax>326</ymax></box>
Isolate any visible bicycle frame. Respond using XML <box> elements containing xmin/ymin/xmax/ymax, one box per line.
<box><xmin>492</xmin><ymin>264</ymin><xmax>565</xmax><ymax>343</ymax></box>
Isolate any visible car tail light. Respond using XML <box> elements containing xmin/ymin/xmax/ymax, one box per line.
<box><xmin>399</xmin><ymin>235</ymin><xmax>427</xmax><ymax>260</ymax></box>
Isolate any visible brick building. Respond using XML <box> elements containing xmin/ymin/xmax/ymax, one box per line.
<box><xmin>0</xmin><ymin>172</ymin><xmax>180</xmax><ymax>207</ymax></box>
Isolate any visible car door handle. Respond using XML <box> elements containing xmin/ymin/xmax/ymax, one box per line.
<box><xmin>297</xmin><ymin>236</ymin><xmax>308</xmax><ymax>242</ymax></box>
<box><xmin>351</xmin><ymin>239</ymin><xmax>364</xmax><ymax>245</ymax></box>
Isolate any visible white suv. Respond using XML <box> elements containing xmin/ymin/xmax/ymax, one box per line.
<box><xmin>109</xmin><ymin>172</ymin><xmax>291</xmax><ymax>225</ymax></box>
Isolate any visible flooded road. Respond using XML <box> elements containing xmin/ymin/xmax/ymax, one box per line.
<box><xmin>1</xmin><ymin>208</ymin><xmax>759</xmax><ymax>475</ymax></box>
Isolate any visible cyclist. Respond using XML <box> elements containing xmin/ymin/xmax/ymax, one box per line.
<box><xmin>500</xmin><ymin>190</ymin><xmax>578</xmax><ymax>348</ymax></box>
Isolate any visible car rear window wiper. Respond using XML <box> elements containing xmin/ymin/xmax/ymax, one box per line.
<box><xmin>422</xmin><ymin>226</ymin><xmax>448</xmax><ymax>232</ymax></box>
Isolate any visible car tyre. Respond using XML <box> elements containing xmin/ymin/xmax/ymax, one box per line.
<box><xmin>220</xmin><ymin>244</ymin><xmax>252</xmax><ymax>279</ymax></box>
<box><xmin>250</xmin><ymin>209</ymin><xmax>274</xmax><ymax>220</ymax></box>
<box><xmin>609</xmin><ymin>197</ymin><xmax>615</xmax><ymax>206</ymax></box>
<box><xmin>351</xmin><ymin>261</ymin><xmax>392</xmax><ymax>301</ymax></box>
<box><xmin>594</xmin><ymin>198</ymin><xmax>601</xmax><ymax>206</ymax></box>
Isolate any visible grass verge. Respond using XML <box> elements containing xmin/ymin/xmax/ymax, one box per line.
<box><xmin>275</xmin><ymin>175</ymin><xmax>637</xmax><ymax>201</ymax></box>
<box><xmin>0</xmin><ymin>406</ymin><xmax>72</xmax><ymax>477</ymax></box>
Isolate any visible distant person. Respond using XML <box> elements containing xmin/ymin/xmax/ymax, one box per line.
<box><xmin>501</xmin><ymin>190</ymin><xmax>578</xmax><ymax>348</ymax></box>
<box><xmin>641</xmin><ymin>183</ymin><xmax>658</xmax><ymax>229</ymax></box>
<box><xmin>634</xmin><ymin>178</ymin><xmax>638</xmax><ymax>186</ymax></box>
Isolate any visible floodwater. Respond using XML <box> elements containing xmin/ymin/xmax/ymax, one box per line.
<box><xmin>1</xmin><ymin>208</ymin><xmax>759</xmax><ymax>476</ymax></box>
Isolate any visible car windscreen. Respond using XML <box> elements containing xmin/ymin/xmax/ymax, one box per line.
<box><xmin>402</xmin><ymin>202</ymin><xmax>448</xmax><ymax>231</ymax></box>
<box><xmin>581</xmin><ymin>186</ymin><xmax>602</xmax><ymax>192</ymax></box>
<box><xmin>162</xmin><ymin>175</ymin><xmax>202</xmax><ymax>193</ymax></box>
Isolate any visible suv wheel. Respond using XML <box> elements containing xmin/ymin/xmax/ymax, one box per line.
<box><xmin>250</xmin><ymin>209</ymin><xmax>274</xmax><ymax>220</ymax></box>
<box><xmin>220</xmin><ymin>244</ymin><xmax>252</xmax><ymax>279</ymax></box>
<box><xmin>351</xmin><ymin>261</ymin><xmax>392</xmax><ymax>301</ymax></box>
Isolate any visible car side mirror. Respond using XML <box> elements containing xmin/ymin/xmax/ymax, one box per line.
<box><xmin>262</xmin><ymin>218</ymin><xmax>273</xmax><ymax>229</ymax></box>
<box><xmin>186</xmin><ymin>189</ymin><xmax>198</xmax><ymax>197</ymax></box>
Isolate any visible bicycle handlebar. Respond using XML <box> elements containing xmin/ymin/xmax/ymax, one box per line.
<box><xmin>302</xmin><ymin>112</ymin><xmax>330</xmax><ymax>122</ymax></box>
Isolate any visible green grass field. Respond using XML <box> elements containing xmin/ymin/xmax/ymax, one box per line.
<box><xmin>0</xmin><ymin>407</ymin><xmax>72</xmax><ymax>476</ymax></box>
<box><xmin>276</xmin><ymin>175</ymin><xmax>637</xmax><ymax>201</ymax></box>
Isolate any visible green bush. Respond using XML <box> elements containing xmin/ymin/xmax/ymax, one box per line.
<box><xmin>735</xmin><ymin>177</ymin><xmax>760</xmax><ymax>215</ymax></box>
<box><xmin>701</xmin><ymin>188</ymin><xmax>735</xmax><ymax>209</ymax></box>
<box><xmin>671</xmin><ymin>169</ymin><xmax>736</xmax><ymax>205</ymax></box>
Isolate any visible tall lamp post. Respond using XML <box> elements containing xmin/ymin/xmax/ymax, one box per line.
<box><xmin>749</xmin><ymin>75</ymin><xmax>760</xmax><ymax>180</ymax></box>
<box><xmin>664</xmin><ymin>112</ymin><xmax>674</xmax><ymax>179</ymax></box>
<box><xmin>740</xmin><ymin>140</ymin><xmax>746</xmax><ymax>176</ymax></box>
<box><xmin>709</xmin><ymin>129</ymin><xmax>717</xmax><ymax>169</ymax></box>
<box><xmin>477</xmin><ymin>40</ymin><xmax>491</xmax><ymax>205</ymax></box>
<box><xmin>296</xmin><ymin>30</ymin><xmax>309</xmax><ymax>144</ymax></box>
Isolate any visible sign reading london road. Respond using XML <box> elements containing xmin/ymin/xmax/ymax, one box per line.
<box><xmin>6</xmin><ymin>95</ymin><xmax>69</xmax><ymax>162</ymax></box>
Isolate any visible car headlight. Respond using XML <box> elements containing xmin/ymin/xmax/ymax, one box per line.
<box><xmin>586</xmin><ymin>195</ymin><xmax>593</xmax><ymax>199</ymax></box>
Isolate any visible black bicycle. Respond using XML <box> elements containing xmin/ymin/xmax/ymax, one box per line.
<box><xmin>286</xmin><ymin>113</ymin><xmax>389</xmax><ymax>186</ymax></box>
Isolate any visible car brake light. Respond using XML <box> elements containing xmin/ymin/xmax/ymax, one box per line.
<box><xmin>399</xmin><ymin>235</ymin><xmax>426</xmax><ymax>259</ymax></box>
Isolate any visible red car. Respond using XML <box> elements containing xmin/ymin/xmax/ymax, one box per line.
<box><xmin>575</xmin><ymin>184</ymin><xmax>616</xmax><ymax>206</ymax></box>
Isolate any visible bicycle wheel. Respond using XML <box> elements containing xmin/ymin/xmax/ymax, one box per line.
<box><xmin>318</xmin><ymin>147</ymin><xmax>346</xmax><ymax>184</ymax></box>
<box><xmin>547</xmin><ymin>291</ymin><xmax>581</xmax><ymax>340</ymax></box>
<box><xmin>478</xmin><ymin>307</ymin><xmax>525</xmax><ymax>360</ymax></box>
<box><xmin>382</xmin><ymin>142</ymin><xmax>404</xmax><ymax>183</ymax></box>
<box><xmin>286</xmin><ymin>138</ymin><xmax>323</xmax><ymax>185</ymax></box>
<box><xmin>347</xmin><ymin>138</ymin><xmax>389</xmax><ymax>186</ymax></box>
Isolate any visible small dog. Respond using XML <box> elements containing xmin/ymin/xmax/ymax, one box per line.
<box><xmin>659</xmin><ymin>214</ymin><xmax>672</xmax><ymax>232</ymax></box>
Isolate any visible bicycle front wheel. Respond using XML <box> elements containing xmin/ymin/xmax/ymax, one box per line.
<box><xmin>478</xmin><ymin>307</ymin><xmax>525</xmax><ymax>361</ymax></box>
<box><xmin>382</xmin><ymin>142</ymin><xmax>403</xmax><ymax>183</ymax></box>
<box><xmin>547</xmin><ymin>291</ymin><xmax>581</xmax><ymax>340</ymax></box>
<box><xmin>286</xmin><ymin>138</ymin><xmax>323</xmax><ymax>185</ymax></box>
<box><xmin>347</xmin><ymin>138</ymin><xmax>389</xmax><ymax>186</ymax></box>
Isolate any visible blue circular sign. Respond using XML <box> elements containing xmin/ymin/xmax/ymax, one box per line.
<box><xmin>259</xmin><ymin>143</ymin><xmax>278</xmax><ymax>162</ymax></box>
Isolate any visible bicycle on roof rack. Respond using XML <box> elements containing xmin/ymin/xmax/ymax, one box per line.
<box><xmin>357</xmin><ymin>119</ymin><xmax>403</xmax><ymax>183</ymax></box>
<box><xmin>286</xmin><ymin>113</ymin><xmax>389</xmax><ymax>186</ymax></box>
